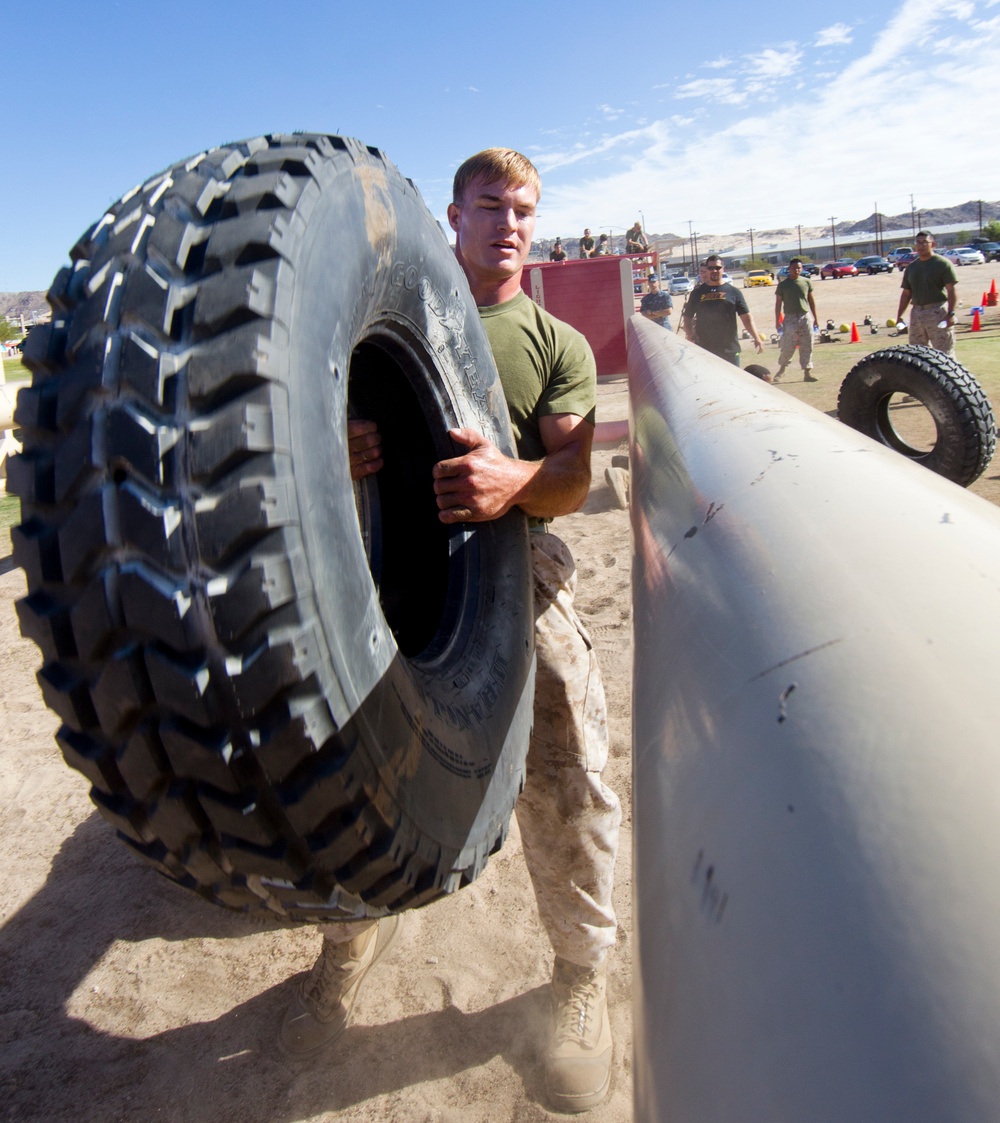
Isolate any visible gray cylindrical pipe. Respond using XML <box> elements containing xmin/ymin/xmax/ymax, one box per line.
<box><xmin>628</xmin><ymin>318</ymin><xmax>1000</xmax><ymax>1122</ymax></box>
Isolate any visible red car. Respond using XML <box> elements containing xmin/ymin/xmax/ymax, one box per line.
<box><xmin>820</xmin><ymin>260</ymin><xmax>859</xmax><ymax>279</ymax></box>
<box><xmin>895</xmin><ymin>252</ymin><xmax>918</xmax><ymax>271</ymax></box>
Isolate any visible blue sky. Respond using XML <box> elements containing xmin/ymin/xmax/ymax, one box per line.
<box><xmin>4</xmin><ymin>0</ymin><xmax>1000</xmax><ymax>292</ymax></box>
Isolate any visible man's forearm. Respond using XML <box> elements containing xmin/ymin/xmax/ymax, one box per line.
<box><xmin>433</xmin><ymin>428</ymin><xmax>592</xmax><ymax>523</ymax></box>
<box><xmin>515</xmin><ymin>440</ymin><xmax>592</xmax><ymax>518</ymax></box>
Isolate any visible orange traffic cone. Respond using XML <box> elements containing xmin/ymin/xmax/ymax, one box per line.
<box><xmin>988</xmin><ymin>278</ymin><xmax>998</xmax><ymax>307</ymax></box>
<box><xmin>972</xmin><ymin>309</ymin><xmax>982</xmax><ymax>332</ymax></box>
<box><xmin>850</xmin><ymin>321</ymin><xmax>860</xmax><ymax>342</ymax></box>
<box><xmin>982</xmin><ymin>292</ymin><xmax>988</xmax><ymax>307</ymax></box>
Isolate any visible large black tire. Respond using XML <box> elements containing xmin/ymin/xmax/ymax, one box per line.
<box><xmin>10</xmin><ymin>133</ymin><xmax>535</xmax><ymax>921</ymax></box>
<box><xmin>837</xmin><ymin>344</ymin><xmax>996</xmax><ymax>486</ymax></box>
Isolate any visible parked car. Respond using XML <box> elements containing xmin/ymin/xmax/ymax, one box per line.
<box><xmin>743</xmin><ymin>270</ymin><xmax>774</xmax><ymax>288</ymax></box>
<box><xmin>802</xmin><ymin>262</ymin><xmax>820</xmax><ymax>276</ymax></box>
<box><xmin>895</xmin><ymin>252</ymin><xmax>918</xmax><ymax>271</ymax></box>
<box><xmin>668</xmin><ymin>275</ymin><xmax>694</xmax><ymax>295</ymax></box>
<box><xmin>944</xmin><ymin>246</ymin><xmax>986</xmax><ymax>266</ymax></box>
<box><xmin>854</xmin><ymin>255</ymin><xmax>893</xmax><ymax>275</ymax></box>
<box><xmin>887</xmin><ymin>246</ymin><xmax>914</xmax><ymax>264</ymax></box>
<box><xmin>820</xmin><ymin>260</ymin><xmax>859</xmax><ymax>279</ymax></box>
<box><xmin>972</xmin><ymin>241</ymin><xmax>1000</xmax><ymax>262</ymax></box>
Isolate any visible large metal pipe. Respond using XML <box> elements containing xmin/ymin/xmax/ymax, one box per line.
<box><xmin>627</xmin><ymin>318</ymin><xmax>1000</xmax><ymax>1121</ymax></box>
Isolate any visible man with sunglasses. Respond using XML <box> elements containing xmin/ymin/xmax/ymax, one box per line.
<box><xmin>681</xmin><ymin>254</ymin><xmax>764</xmax><ymax>366</ymax></box>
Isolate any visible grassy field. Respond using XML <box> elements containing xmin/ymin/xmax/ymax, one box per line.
<box><xmin>1</xmin><ymin>359</ymin><xmax>29</xmax><ymax>382</ymax></box>
<box><xmin>763</xmin><ymin>321</ymin><xmax>1000</xmax><ymax>506</ymax></box>
<box><xmin>0</xmin><ymin>494</ymin><xmax>19</xmax><ymax>528</ymax></box>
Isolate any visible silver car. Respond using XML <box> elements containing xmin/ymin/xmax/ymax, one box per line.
<box><xmin>669</xmin><ymin>275</ymin><xmax>694</xmax><ymax>295</ymax></box>
<box><xmin>947</xmin><ymin>247</ymin><xmax>986</xmax><ymax>266</ymax></box>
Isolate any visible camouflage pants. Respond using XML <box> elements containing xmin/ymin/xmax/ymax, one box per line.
<box><xmin>909</xmin><ymin>303</ymin><xmax>955</xmax><ymax>357</ymax></box>
<box><xmin>322</xmin><ymin>534</ymin><xmax>621</xmax><ymax>969</ymax></box>
<box><xmin>778</xmin><ymin>312</ymin><xmax>813</xmax><ymax>370</ymax></box>
<box><xmin>514</xmin><ymin>532</ymin><xmax>621</xmax><ymax>969</ymax></box>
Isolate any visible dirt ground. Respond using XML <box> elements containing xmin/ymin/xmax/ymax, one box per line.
<box><xmin>2</xmin><ymin>260</ymin><xmax>998</xmax><ymax>1121</ymax></box>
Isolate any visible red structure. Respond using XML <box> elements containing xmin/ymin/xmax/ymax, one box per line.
<box><xmin>521</xmin><ymin>253</ymin><xmax>658</xmax><ymax>377</ymax></box>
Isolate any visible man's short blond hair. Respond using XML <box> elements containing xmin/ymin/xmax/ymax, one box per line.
<box><xmin>452</xmin><ymin>148</ymin><xmax>541</xmax><ymax>205</ymax></box>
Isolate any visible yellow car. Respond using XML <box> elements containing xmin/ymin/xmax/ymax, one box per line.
<box><xmin>743</xmin><ymin>270</ymin><xmax>775</xmax><ymax>288</ymax></box>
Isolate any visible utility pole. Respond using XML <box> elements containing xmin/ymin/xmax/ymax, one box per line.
<box><xmin>797</xmin><ymin>224</ymin><xmax>802</xmax><ymax>255</ymax></box>
<box><xmin>910</xmin><ymin>194</ymin><xmax>916</xmax><ymax>238</ymax></box>
<box><xmin>693</xmin><ymin>231</ymin><xmax>700</xmax><ymax>267</ymax></box>
<box><xmin>688</xmin><ymin>220</ymin><xmax>695</xmax><ymax>271</ymax></box>
<box><xmin>748</xmin><ymin>228</ymin><xmax>755</xmax><ymax>264</ymax></box>
<box><xmin>979</xmin><ymin>200</ymin><xmax>984</xmax><ymax>234</ymax></box>
<box><xmin>830</xmin><ymin>216</ymin><xmax>837</xmax><ymax>260</ymax></box>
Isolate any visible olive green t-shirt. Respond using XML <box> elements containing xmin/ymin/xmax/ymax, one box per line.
<box><xmin>478</xmin><ymin>291</ymin><xmax>596</xmax><ymax>464</ymax></box>
<box><xmin>902</xmin><ymin>254</ymin><xmax>958</xmax><ymax>305</ymax></box>
<box><xmin>776</xmin><ymin>275</ymin><xmax>813</xmax><ymax>316</ymax></box>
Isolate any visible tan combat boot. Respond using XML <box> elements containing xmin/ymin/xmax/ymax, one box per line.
<box><xmin>278</xmin><ymin>915</ymin><xmax>402</xmax><ymax>1057</ymax></box>
<box><xmin>545</xmin><ymin>957</ymin><xmax>613</xmax><ymax>1113</ymax></box>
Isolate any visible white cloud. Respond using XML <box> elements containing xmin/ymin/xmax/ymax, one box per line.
<box><xmin>744</xmin><ymin>45</ymin><xmax>802</xmax><ymax>78</ymax></box>
<box><xmin>598</xmin><ymin>104</ymin><xmax>624</xmax><ymax>120</ymax></box>
<box><xmin>532</xmin><ymin>123</ymin><xmax>665</xmax><ymax>175</ymax></box>
<box><xmin>703</xmin><ymin>56</ymin><xmax>731</xmax><ymax>69</ymax></box>
<box><xmin>815</xmin><ymin>22</ymin><xmax>853</xmax><ymax>47</ymax></box>
<box><xmin>674</xmin><ymin>78</ymin><xmax>746</xmax><ymax>105</ymax></box>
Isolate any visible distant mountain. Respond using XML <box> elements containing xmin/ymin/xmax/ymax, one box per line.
<box><xmin>1</xmin><ymin>292</ymin><xmax>49</xmax><ymax>324</ymax></box>
<box><xmin>841</xmin><ymin>200</ymin><xmax>1000</xmax><ymax>236</ymax></box>
<box><xmin>532</xmin><ymin>199</ymin><xmax>1000</xmax><ymax>260</ymax></box>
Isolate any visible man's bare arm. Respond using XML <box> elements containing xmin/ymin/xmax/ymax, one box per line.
<box><xmin>739</xmin><ymin>312</ymin><xmax>765</xmax><ymax>353</ymax></box>
<box><xmin>432</xmin><ymin>412</ymin><xmax>593</xmax><ymax>524</ymax></box>
<box><xmin>897</xmin><ymin>287</ymin><xmax>912</xmax><ymax>321</ymax></box>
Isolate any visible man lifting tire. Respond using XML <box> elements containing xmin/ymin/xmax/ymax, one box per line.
<box><xmin>280</xmin><ymin>148</ymin><xmax>622</xmax><ymax>1115</ymax></box>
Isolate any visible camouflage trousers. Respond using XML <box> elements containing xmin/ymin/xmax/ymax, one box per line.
<box><xmin>321</xmin><ymin>533</ymin><xmax>621</xmax><ymax>970</ymax></box>
<box><xmin>514</xmin><ymin>531</ymin><xmax>621</xmax><ymax>969</ymax></box>
<box><xmin>908</xmin><ymin>303</ymin><xmax>955</xmax><ymax>357</ymax></box>
<box><xmin>777</xmin><ymin>312</ymin><xmax>813</xmax><ymax>370</ymax></box>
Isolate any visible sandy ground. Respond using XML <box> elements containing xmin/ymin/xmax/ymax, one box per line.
<box><xmin>3</xmin><ymin>260</ymin><xmax>998</xmax><ymax>1121</ymax></box>
<box><xmin>0</xmin><ymin>391</ymin><xmax>634</xmax><ymax>1122</ymax></box>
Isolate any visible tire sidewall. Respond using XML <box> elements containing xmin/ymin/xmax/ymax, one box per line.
<box><xmin>285</xmin><ymin>154</ymin><xmax>534</xmax><ymax>852</ymax></box>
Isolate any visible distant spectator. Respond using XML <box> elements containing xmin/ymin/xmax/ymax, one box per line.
<box><xmin>549</xmin><ymin>238</ymin><xmax>567</xmax><ymax>262</ymax></box>
<box><xmin>897</xmin><ymin>230</ymin><xmax>958</xmax><ymax>356</ymax></box>
<box><xmin>625</xmin><ymin>222</ymin><xmax>648</xmax><ymax>255</ymax></box>
<box><xmin>774</xmin><ymin>258</ymin><xmax>819</xmax><ymax>382</ymax></box>
<box><xmin>640</xmin><ymin>272</ymin><xmax>673</xmax><ymax>329</ymax></box>
<box><xmin>681</xmin><ymin>254</ymin><xmax>763</xmax><ymax>366</ymax></box>
<box><xmin>593</xmin><ymin>233</ymin><xmax>610</xmax><ymax>256</ymax></box>
<box><xmin>579</xmin><ymin>229</ymin><xmax>596</xmax><ymax>259</ymax></box>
